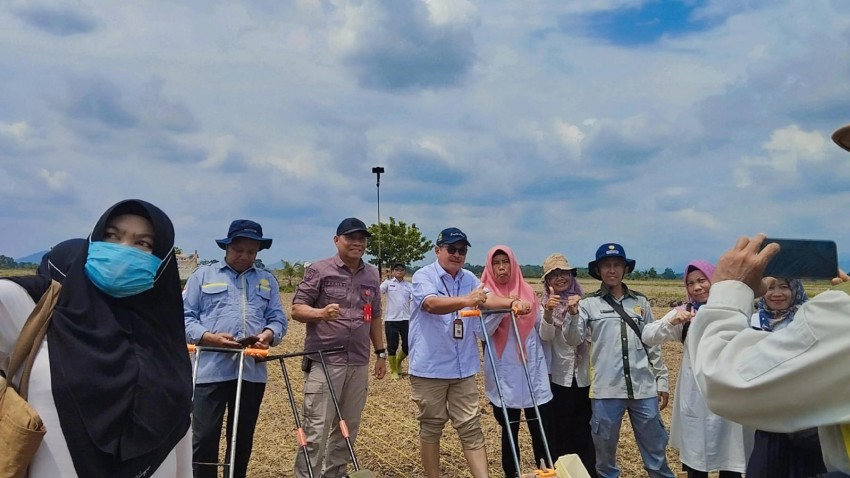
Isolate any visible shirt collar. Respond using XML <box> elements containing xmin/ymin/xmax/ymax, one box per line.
<box><xmin>333</xmin><ymin>254</ymin><xmax>364</xmax><ymax>273</ymax></box>
<box><xmin>600</xmin><ymin>282</ymin><xmax>635</xmax><ymax>300</ymax></box>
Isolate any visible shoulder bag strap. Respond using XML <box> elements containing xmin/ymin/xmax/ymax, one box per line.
<box><xmin>6</xmin><ymin>280</ymin><xmax>62</xmax><ymax>399</ymax></box>
<box><xmin>601</xmin><ymin>294</ymin><xmax>648</xmax><ymax>350</ymax></box>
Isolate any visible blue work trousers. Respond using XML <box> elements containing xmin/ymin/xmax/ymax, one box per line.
<box><xmin>590</xmin><ymin>397</ymin><xmax>673</xmax><ymax>478</ymax></box>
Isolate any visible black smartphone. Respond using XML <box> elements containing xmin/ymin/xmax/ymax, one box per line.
<box><xmin>236</xmin><ymin>336</ymin><xmax>260</xmax><ymax>347</ymax></box>
<box><xmin>761</xmin><ymin>238</ymin><xmax>838</xmax><ymax>279</ymax></box>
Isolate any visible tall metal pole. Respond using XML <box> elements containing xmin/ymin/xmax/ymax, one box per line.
<box><xmin>371</xmin><ymin>166</ymin><xmax>384</xmax><ymax>275</ymax></box>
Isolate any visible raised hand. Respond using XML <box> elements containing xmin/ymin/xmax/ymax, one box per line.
<box><xmin>545</xmin><ymin>286</ymin><xmax>560</xmax><ymax>311</ymax></box>
<box><xmin>464</xmin><ymin>283</ymin><xmax>488</xmax><ymax>307</ymax></box>
<box><xmin>714</xmin><ymin>233</ymin><xmax>780</xmax><ymax>297</ymax></box>
<box><xmin>566</xmin><ymin>294</ymin><xmax>581</xmax><ymax>315</ymax></box>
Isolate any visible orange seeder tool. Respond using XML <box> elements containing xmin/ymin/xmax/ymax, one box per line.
<box><xmin>459</xmin><ymin>309</ymin><xmax>482</xmax><ymax>318</ymax></box>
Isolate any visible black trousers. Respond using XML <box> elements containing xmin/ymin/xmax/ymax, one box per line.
<box><xmin>192</xmin><ymin>380</ymin><xmax>266</xmax><ymax>478</ymax></box>
<box><xmin>491</xmin><ymin>401</ymin><xmax>550</xmax><ymax>478</ymax></box>
<box><xmin>384</xmin><ymin>320</ymin><xmax>409</xmax><ymax>355</ymax></box>
<box><xmin>547</xmin><ymin>380</ymin><xmax>597</xmax><ymax>478</ymax></box>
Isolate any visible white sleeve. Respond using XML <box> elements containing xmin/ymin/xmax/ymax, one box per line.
<box><xmin>0</xmin><ymin>281</ymin><xmax>37</xmax><ymax>370</ymax></box>
<box><xmin>641</xmin><ymin>308</ymin><xmax>683</xmax><ymax>346</ymax></box>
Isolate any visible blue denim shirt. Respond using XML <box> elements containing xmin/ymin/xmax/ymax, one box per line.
<box><xmin>408</xmin><ymin>261</ymin><xmax>483</xmax><ymax>379</ymax></box>
<box><xmin>184</xmin><ymin>263</ymin><xmax>288</xmax><ymax>384</ymax></box>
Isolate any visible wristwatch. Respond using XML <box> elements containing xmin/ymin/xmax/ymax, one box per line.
<box><xmin>374</xmin><ymin>348</ymin><xmax>387</xmax><ymax>359</ymax></box>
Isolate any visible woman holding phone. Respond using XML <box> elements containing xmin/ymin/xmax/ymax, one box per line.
<box><xmin>642</xmin><ymin>260</ymin><xmax>746</xmax><ymax>478</ymax></box>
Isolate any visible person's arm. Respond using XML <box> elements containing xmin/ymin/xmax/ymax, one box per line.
<box><xmin>258</xmin><ymin>274</ymin><xmax>287</xmax><ymax>347</ymax></box>
<box><xmin>291</xmin><ymin>265</ymin><xmax>340</xmax><ymax>323</ymax></box>
<box><xmin>538</xmin><ymin>306</ymin><xmax>556</xmax><ymax>342</ymax></box>
<box><xmin>690</xmin><ymin>280</ymin><xmax>850</xmax><ymax>432</ymax></box>
<box><xmin>563</xmin><ymin>300</ymin><xmax>588</xmax><ymax>346</ymax></box>
<box><xmin>641</xmin><ymin>308</ymin><xmax>685</xmax><ymax>346</ymax></box>
<box><xmin>369</xmin><ymin>277</ymin><xmax>386</xmax><ymax>378</ymax></box>
<box><xmin>641</xmin><ymin>301</ymin><xmax>669</xmax><ymax>408</ymax></box>
<box><xmin>183</xmin><ymin>270</ymin><xmax>208</xmax><ymax>344</ymax></box>
<box><xmin>421</xmin><ymin>283</ymin><xmax>486</xmax><ymax>314</ymax></box>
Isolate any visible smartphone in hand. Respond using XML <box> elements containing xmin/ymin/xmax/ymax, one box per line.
<box><xmin>236</xmin><ymin>336</ymin><xmax>260</xmax><ymax>347</ymax></box>
<box><xmin>761</xmin><ymin>238</ymin><xmax>838</xmax><ymax>280</ymax></box>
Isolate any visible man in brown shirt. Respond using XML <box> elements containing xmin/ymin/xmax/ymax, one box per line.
<box><xmin>292</xmin><ymin>217</ymin><xmax>386</xmax><ymax>478</ymax></box>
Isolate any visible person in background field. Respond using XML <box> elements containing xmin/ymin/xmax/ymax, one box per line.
<box><xmin>408</xmin><ymin>228</ymin><xmax>531</xmax><ymax>478</ymax></box>
<box><xmin>743</xmin><ymin>276</ymin><xmax>826</xmax><ymax>478</ymax></box>
<box><xmin>380</xmin><ymin>262</ymin><xmax>413</xmax><ymax>379</ymax></box>
<box><xmin>538</xmin><ymin>253</ymin><xmax>597</xmax><ymax>477</ymax></box>
<box><xmin>291</xmin><ymin>217</ymin><xmax>386</xmax><ymax>478</ymax></box>
<box><xmin>184</xmin><ymin>219</ymin><xmax>288</xmax><ymax>478</ymax></box>
<box><xmin>0</xmin><ymin>199</ymin><xmax>193</xmax><ymax>477</ymax></box>
<box><xmin>564</xmin><ymin>243</ymin><xmax>673</xmax><ymax>478</ymax></box>
<box><xmin>480</xmin><ymin>245</ymin><xmax>549</xmax><ymax>478</ymax></box>
<box><xmin>641</xmin><ymin>260</ymin><xmax>745</xmax><ymax>478</ymax></box>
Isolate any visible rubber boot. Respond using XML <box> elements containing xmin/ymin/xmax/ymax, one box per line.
<box><xmin>396</xmin><ymin>350</ymin><xmax>407</xmax><ymax>377</ymax></box>
<box><xmin>388</xmin><ymin>355</ymin><xmax>400</xmax><ymax>379</ymax></box>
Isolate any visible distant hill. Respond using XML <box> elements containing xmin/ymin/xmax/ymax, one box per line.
<box><xmin>15</xmin><ymin>250</ymin><xmax>48</xmax><ymax>266</ymax></box>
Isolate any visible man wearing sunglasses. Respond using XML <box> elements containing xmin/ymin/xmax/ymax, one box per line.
<box><xmin>408</xmin><ymin>227</ymin><xmax>529</xmax><ymax>478</ymax></box>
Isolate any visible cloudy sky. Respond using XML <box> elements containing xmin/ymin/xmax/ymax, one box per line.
<box><xmin>2</xmin><ymin>0</ymin><xmax>850</xmax><ymax>272</ymax></box>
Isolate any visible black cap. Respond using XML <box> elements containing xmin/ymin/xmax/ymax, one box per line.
<box><xmin>435</xmin><ymin>227</ymin><xmax>470</xmax><ymax>246</ymax></box>
<box><xmin>216</xmin><ymin>219</ymin><xmax>273</xmax><ymax>251</ymax></box>
<box><xmin>336</xmin><ymin>217</ymin><xmax>371</xmax><ymax>237</ymax></box>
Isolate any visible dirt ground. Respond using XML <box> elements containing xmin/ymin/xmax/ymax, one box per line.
<box><xmin>226</xmin><ymin>281</ymin><xmax>690</xmax><ymax>478</ymax></box>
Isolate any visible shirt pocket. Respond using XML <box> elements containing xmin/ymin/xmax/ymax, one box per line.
<box><xmin>200</xmin><ymin>282</ymin><xmax>229</xmax><ymax>314</ymax></box>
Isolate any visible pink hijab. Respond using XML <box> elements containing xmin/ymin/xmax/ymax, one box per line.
<box><xmin>679</xmin><ymin>259</ymin><xmax>715</xmax><ymax>309</ymax></box>
<box><xmin>480</xmin><ymin>245</ymin><xmax>540</xmax><ymax>358</ymax></box>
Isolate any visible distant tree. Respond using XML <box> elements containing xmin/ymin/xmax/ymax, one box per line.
<box><xmin>646</xmin><ymin>267</ymin><xmax>658</xmax><ymax>279</ymax></box>
<box><xmin>660</xmin><ymin>267</ymin><xmax>677</xmax><ymax>280</ymax></box>
<box><xmin>280</xmin><ymin>260</ymin><xmax>305</xmax><ymax>287</ymax></box>
<box><xmin>0</xmin><ymin>255</ymin><xmax>16</xmax><ymax>268</ymax></box>
<box><xmin>366</xmin><ymin>217</ymin><xmax>433</xmax><ymax>269</ymax></box>
<box><xmin>174</xmin><ymin>246</ymin><xmax>184</xmax><ymax>255</ymax></box>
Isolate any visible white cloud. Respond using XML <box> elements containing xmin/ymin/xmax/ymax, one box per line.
<box><xmin>2</xmin><ymin>0</ymin><xmax>850</xmax><ymax>272</ymax></box>
<box><xmin>762</xmin><ymin>125</ymin><xmax>828</xmax><ymax>172</ymax></box>
<box><xmin>0</xmin><ymin>120</ymin><xmax>29</xmax><ymax>141</ymax></box>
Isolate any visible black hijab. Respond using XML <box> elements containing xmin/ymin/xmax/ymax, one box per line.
<box><xmin>46</xmin><ymin>199</ymin><xmax>193</xmax><ymax>478</ymax></box>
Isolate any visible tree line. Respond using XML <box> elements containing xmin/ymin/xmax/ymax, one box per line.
<box><xmin>0</xmin><ymin>255</ymin><xmax>37</xmax><ymax>270</ymax></box>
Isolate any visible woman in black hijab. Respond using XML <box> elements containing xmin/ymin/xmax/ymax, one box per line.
<box><xmin>1</xmin><ymin>199</ymin><xmax>193</xmax><ymax>478</ymax></box>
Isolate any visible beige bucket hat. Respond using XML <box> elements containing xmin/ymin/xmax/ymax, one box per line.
<box><xmin>541</xmin><ymin>253</ymin><xmax>577</xmax><ymax>282</ymax></box>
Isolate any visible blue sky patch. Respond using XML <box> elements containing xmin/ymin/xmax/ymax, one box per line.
<box><xmin>570</xmin><ymin>0</ymin><xmax>718</xmax><ymax>46</ymax></box>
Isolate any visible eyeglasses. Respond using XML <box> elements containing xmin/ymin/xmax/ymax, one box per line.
<box><xmin>442</xmin><ymin>245</ymin><xmax>468</xmax><ymax>256</ymax></box>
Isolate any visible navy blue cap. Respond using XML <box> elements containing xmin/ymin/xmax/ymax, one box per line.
<box><xmin>216</xmin><ymin>219</ymin><xmax>272</xmax><ymax>251</ymax></box>
<box><xmin>436</xmin><ymin>227</ymin><xmax>471</xmax><ymax>246</ymax></box>
<box><xmin>336</xmin><ymin>217</ymin><xmax>371</xmax><ymax>237</ymax></box>
<box><xmin>588</xmin><ymin>243</ymin><xmax>635</xmax><ymax>280</ymax></box>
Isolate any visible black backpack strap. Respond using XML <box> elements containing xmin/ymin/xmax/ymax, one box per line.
<box><xmin>602</xmin><ymin>294</ymin><xmax>648</xmax><ymax>350</ymax></box>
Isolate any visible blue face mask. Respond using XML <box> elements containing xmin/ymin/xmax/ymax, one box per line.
<box><xmin>84</xmin><ymin>241</ymin><xmax>166</xmax><ymax>298</ymax></box>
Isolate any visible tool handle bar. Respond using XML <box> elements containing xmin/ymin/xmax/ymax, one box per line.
<box><xmin>186</xmin><ymin>344</ymin><xmax>268</xmax><ymax>357</ymax></box>
<box><xmin>260</xmin><ymin>346</ymin><xmax>346</xmax><ymax>362</ymax></box>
